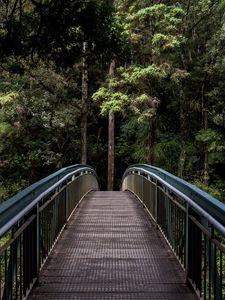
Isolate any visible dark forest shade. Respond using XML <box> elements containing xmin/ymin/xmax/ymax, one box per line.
<box><xmin>0</xmin><ymin>0</ymin><xmax>225</xmax><ymax>200</ymax></box>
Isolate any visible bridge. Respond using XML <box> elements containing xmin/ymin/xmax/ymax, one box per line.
<box><xmin>0</xmin><ymin>164</ymin><xmax>225</xmax><ymax>300</ymax></box>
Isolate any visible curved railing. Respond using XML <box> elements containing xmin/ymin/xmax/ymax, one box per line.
<box><xmin>0</xmin><ymin>165</ymin><xmax>98</xmax><ymax>300</ymax></box>
<box><xmin>122</xmin><ymin>164</ymin><xmax>225</xmax><ymax>300</ymax></box>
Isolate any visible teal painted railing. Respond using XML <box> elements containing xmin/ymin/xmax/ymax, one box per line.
<box><xmin>122</xmin><ymin>164</ymin><xmax>225</xmax><ymax>300</ymax></box>
<box><xmin>0</xmin><ymin>165</ymin><xmax>98</xmax><ymax>300</ymax></box>
<box><xmin>1</xmin><ymin>163</ymin><xmax>225</xmax><ymax>300</ymax></box>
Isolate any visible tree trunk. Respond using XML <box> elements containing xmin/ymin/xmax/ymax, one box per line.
<box><xmin>146</xmin><ymin>119</ymin><xmax>156</xmax><ymax>165</ymax></box>
<box><xmin>178</xmin><ymin>145</ymin><xmax>186</xmax><ymax>178</ymax></box>
<box><xmin>178</xmin><ymin>93</ymin><xmax>187</xmax><ymax>178</ymax></box>
<box><xmin>108</xmin><ymin>112</ymin><xmax>115</xmax><ymax>191</ymax></box>
<box><xmin>81</xmin><ymin>41</ymin><xmax>88</xmax><ymax>164</ymax></box>
<box><xmin>202</xmin><ymin>82</ymin><xmax>209</xmax><ymax>186</ymax></box>
<box><xmin>107</xmin><ymin>59</ymin><xmax>116</xmax><ymax>191</ymax></box>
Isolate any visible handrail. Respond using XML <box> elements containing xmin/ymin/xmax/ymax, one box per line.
<box><xmin>0</xmin><ymin>165</ymin><xmax>97</xmax><ymax>238</ymax></box>
<box><xmin>122</xmin><ymin>164</ymin><xmax>225</xmax><ymax>299</ymax></box>
<box><xmin>123</xmin><ymin>164</ymin><xmax>225</xmax><ymax>230</ymax></box>
<box><xmin>0</xmin><ymin>164</ymin><xmax>99</xmax><ymax>300</ymax></box>
<box><xmin>123</xmin><ymin>164</ymin><xmax>225</xmax><ymax>235</ymax></box>
<box><xmin>0</xmin><ymin>164</ymin><xmax>96</xmax><ymax>233</ymax></box>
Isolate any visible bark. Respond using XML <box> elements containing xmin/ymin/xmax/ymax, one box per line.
<box><xmin>202</xmin><ymin>82</ymin><xmax>209</xmax><ymax>186</ymax></box>
<box><xmin>178</xmin><ymin>93</ymin><xmax>187</xmax><ymax>178</ymax></box>
<box><xmin>146</xmin><ymin>119</ymin><xmax>156</xmax><ymax>165</ymax></box>
<box><xmin>108</xmin><ymin>112</ymin><xmax>115</xmax><ymax>191</ymax></box>
<box><xmin>178</xmin><ymin>145</ymin><xmax>186</xmax><ymax>179</ymax></box>
<box><xmin>81</xmin><ymin>41</ymin><xmax>88</xmax><ymax>164</ymax></box>
<box><xmin>107</xmin><ymin>59</ymin><xmax>116</xmax><ymax>191</ymax></box>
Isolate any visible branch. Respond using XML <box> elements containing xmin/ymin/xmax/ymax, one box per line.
<box><xmin>28</xmin><ymin>71</ymin><xmax>81</xmax><ymax>110</ymax></box>
<box><xmin>6</xmin><ymin>0</ymin><xmax>19</xmax><ymax>36</ymax></box>
<box><xmin>29</xmin><ymin>0</ymin><xmax>44</xmax><ymax>8</ymax></box>
<box><xmin>29</xmin><ymin>71</ymin><xmax>56</xmax><ymax>95</ymax></box>
<box><xmin>189</xmin><ymin>1</ymin><xmax>218</xmax><ymax>33</ymax></box>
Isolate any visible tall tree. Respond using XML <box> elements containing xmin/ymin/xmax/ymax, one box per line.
<box><xmin>81</xmin><ymin>41</ymin><xmax>88</xmax><ymax>164</ymax></box>
<box><xmin>107</xmin><ymin>58</ymin><xmax>116</xmax><ymax>190</ymax></box>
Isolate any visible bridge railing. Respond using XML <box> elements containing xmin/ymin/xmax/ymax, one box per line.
<box><xmin>122</xmin><ymin>164</ymin><xmax>225</xmax><ymax>300</ymax></box>
<box><xmin>0</xmin><ymin>165</ymin><xmax>98</xmax><ymax>300</ymax></box>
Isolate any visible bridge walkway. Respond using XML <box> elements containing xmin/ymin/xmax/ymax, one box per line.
<box><xmin>28</xmin><ymin>191</ymin><xmax>196</xmax><ymax>300</ymax></box>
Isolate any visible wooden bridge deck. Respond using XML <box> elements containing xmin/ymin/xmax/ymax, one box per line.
<box><xmin>28</xmin><ymin>191</ymin><xmax>196</xmax><ymax>300</ymax></box>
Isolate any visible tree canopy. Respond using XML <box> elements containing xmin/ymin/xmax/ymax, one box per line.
<box><xmin>1</xmin><ymin>0</ymin><xmax>225</xmax><ymax>201</ymax></box>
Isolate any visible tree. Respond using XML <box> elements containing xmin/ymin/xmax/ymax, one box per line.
<box><xmin>107</xmin><ymin>58</ymin><xmax>116</xmax><ymax>190</ymax></box>
<box><xmin>81</xmin><ymin>41</ymin><xmax>88</xmax><ymax>164</ymax></box>
<box><xmin>1</xmin><ymin>0</ymin><xmax>225</xmax><ymax>200</ymax></box>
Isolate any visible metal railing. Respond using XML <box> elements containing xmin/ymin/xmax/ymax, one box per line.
<box><xmin>0</xmin><ymin>164</ymin><xmax>98</xmax><ymax>300</ymax></box>
<box><xmin>122</xmin><ymin>164</ymin><xmax>225</xmax><ymax>300</ymax></box>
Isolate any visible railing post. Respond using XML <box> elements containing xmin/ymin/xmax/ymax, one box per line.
<box><xmin>36</xmin><ymin>203</ymin><xmax>40</xmax><ymax>282</ymax></box>
<box><xmin>185</xmin><ymin>203</ymin><xmax>189</xmax><ymax>280</ymax></box>
<box><xmin>166</xmin><ymin>188</ymin><xmax>172</xmax><ymax>243</ymax></box>
<box><xmin>208</xmin><ymin>225</ymin><xmax>221</xmax><ymax>300</ymax></box>
<box><xmin>187</xmin><ymin>209</ymin><xmax>202</xmax><ymax>292</ymax></box>
<box><xmin>155</xmin><ymin>180</ymin><xmax>158</xmax><ymax>223</ymax></box>
<box><xmin>64</xmin><ymin>183</ymin><xmax>67</xmax><ymax>223</ymax></box>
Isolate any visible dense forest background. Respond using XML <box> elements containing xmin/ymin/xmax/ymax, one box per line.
<box><xmin>0</xmin><ymin>0</ymin><xmax>225</xmax><ymax>201</ymax></box>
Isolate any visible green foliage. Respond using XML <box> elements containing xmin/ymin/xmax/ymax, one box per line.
<box><xmin>0</xmin><ymin>122</ymin><xmax>13</xmax><ymax>136</ymax></box>
<box><xmin>152</xmin><ymin>33</ymin><xmax>184</xmax><ymax>54</ymax></box>
<box><xmin>116</xmin><ymin>117</ymin><xmax>156</xmax><ymax>164</ymax></box>
<box><xmin>1</xmin><ymin>0</ymin><xmax>225</xmax><ymax>198</ymax></box>
<box><xmin>196</xmin><ymin>129</ymin><xmax>225</xmax><ymax>164</ymax></box>
<box><xmin>0</xmin><ymin>92</ymin><xmax>18</xmax><ymax>105</ymax></box>
<box><xmin>125</xmin><ymin>3</ymin><xmax>185</xmax><ymax>60</ymax></box>
<box><xmin>93</xmin><ymin>87</ymin><xmax>129</xmax><ymax>114</ymax></box>
<box><xmin>128</xmin><ymin>65</ymin><xmax>167</xmax><ymax>82</ymax></box>
<box><xmin>136</xmin><ymin>4</ymin><xmax>184</xmax><ymax>19</ymax></box>
<box><xmin>0</xmin><ymin>65</ymin><xmax>82</xmax><ymax>201</ymax></box>
<box><xmin>194</xmin><ymin>180</ymin><xmax>225</xmax><ymax>202</ymax></box>
<box><xmin>93</xmin><ymin>63</ymin><xmax>164</xmax><ymax>118</ymax></box>
<box><xmin>0</xmin><ymin>179</ymin><xmax>29</xmax><ymax>204</ymax></box>
<box><xmin>92</xmin><ymin>0</ymin><xmax>225</xmax><ymax>196</ymax></box>
<box><xmin>155</xmin><ymin>139</ymin><xmax>181</xmax><ymax>173</ymax></box>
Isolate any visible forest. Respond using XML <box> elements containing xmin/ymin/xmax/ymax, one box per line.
<box><xmin>0</xmin><ymin>0</ymin><xmax>225</xmax><ymax>201</ymax></box>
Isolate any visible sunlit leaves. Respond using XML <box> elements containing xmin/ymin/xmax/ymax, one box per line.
<box><xmin>152</xmin><ymin>33</ymin><xmax>185</xmax><ymax>54</ymax></box>
<box><xmin>0</xmin><ymin>92</ymin><xmax>18</xmax><ymax>105</ymax></box>
<box><xmin>92</xmin><ymin>63</ymin><xmax>164</xmax><ymax>117</ymax></box>
<box><xmin>126</xmin><ymin>3</ymin><xmax>185</xmax><ymax>57</ymax></box>
<box><xmin>128</xmin><ymin>65</ymin><xmax>167</xmax><ymax>82</ymax></box>
<box><xmin>93</xmin><ymin>87</ymin><xmax>129</xmax><ymax>114</ymax></box>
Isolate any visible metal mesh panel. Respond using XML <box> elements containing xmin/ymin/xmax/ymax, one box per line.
<box><xmin>28</xmin><ymin>191</ymin><xmax>195</xmax><ymax>300</ymax></box>
<box><xmin>143</xmin><ymin>178</ymin><xmax>156</xmax><ymax>218</ymax></box>
<box><xmin>0</xmin><ymin>170</ymin><xmax>98</xmax><ymax>300</ymax></box>
<box><xmin>122</xmin><ymin>168</ymin><xmax>225</xmax><ymax>299</ymax></box>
